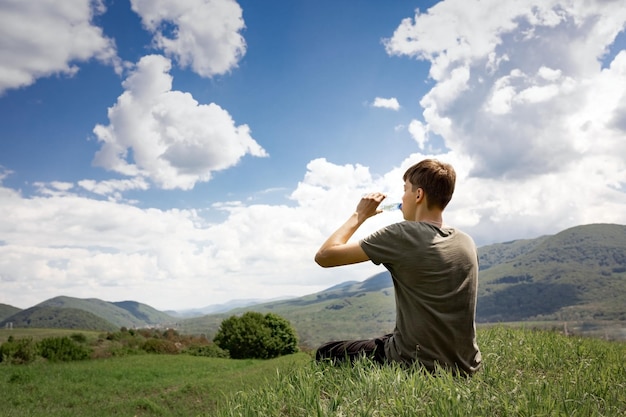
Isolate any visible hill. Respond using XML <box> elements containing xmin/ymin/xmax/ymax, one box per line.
<box><xmin>169</xmin><ymin>298</ymin><xmax>292</xmax><ymax>318</ymax></box>
<box><xmin>111</xmin><ymin>300</ymin><xmax>177</xmax><ymax>324</ymax></box>
<box><xmin>158</xmin><ymin>271</ymin><xmax>396</xmax><ymax>349</ymax></box>
<box><xmin>0</xmin><ymin>306</ymin><xmax>117</xmax><ymax>331</ymax></box>
<box><xmin>0</xmin><ymin>296</ymin><xmax>176</xmax><ymax>331</ymax></box>
<box><xmin>0</xmin><ymin>303</ymin><xmax>21</xmax><ymax>322</ymax></box>
<box><xmin>477</xmin><ymin>223</ymin><xmax>626</xmax><ymax>322</ymax></box>
<box><xmin>478</xmin><ymin>235</ymin><xmax>549</xmax><ymax>270</ymax></box>
<box><xmin>179</xmin><ymin>223</ymin><xmax>626</xmax><ymax>347</ymax></box>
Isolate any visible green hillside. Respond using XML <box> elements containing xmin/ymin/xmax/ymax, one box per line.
<box><xmin>37</xmin><ymin>296</ymin><xmax>152</xmax><ymax>328</ymax></box>
<box><xmin>180</xmin><ymin>223</ymin><xmax>626</xmax><ymax>347</ymax></box>
<box><xmin>478</xmin><ymin>235</ymin><xmax>549</xmax><ymax>270</ymax></box>
<box><xmin>0</xmin><ymin>306</ymin><xmax>117</xmax><ymax>331</ymax></box>
<box><xmin>0</xmin><ymin>303</ymin><xmax>21</xmax><ymax>322</ymax></box>
<box><xmin>112</xmin><ymin>300</ymin><xmax>175</xmax><ymax>324</ymax></box>
<box><xmin>1</xmin><ymin>296</ymin><xmax>177</xmax><ymax>331</ymax></box>
<box><xmin>477</xmin><ymin>223</ymin><xmax>626</xmax><ymax>322</ymax></box>
<box><xmin>180</xmin><ymin>272</ymin><xmax>396</xmax><ymax>348</ymax></box>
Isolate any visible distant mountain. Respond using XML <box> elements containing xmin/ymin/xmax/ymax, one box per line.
<box><xmin>477</xmin><ymin>223</ymin><xmax>626</xmax><ymax>322</ymax></box>
<box><xmin>178</xmin><ymin>223</ymin><xmax>626</xmax><ymax>347</ymax></box>
<box><xmin>478</xmin><ymin>235</ymin><xmax>550</xmax><ymax>270</ymax></box>
<box><xmin>0</xmin><ymin>303</ymin><xmax>21</xmax><ymax>322</ymax></box>
<box><xmin>0</xmin><ymin>296</ymin><xmax>177</xmax><ymax>331</ymax></box>
<box><xmin>170</xmin><ymin>298</ymin><xmax>290</xmax><ymax>318</ymax></box>
<box><xmin>37</xmin><ymin>296</ymin><xmax>150</xmax><ymax>328</ymax></box>
<box><xmin>179</xmin><ymin>271</ymin><xmax>396</xmax><ymax>348</ymax></box>
<box><xmin>0</xmin><ymin>306</ymin><xmax>117</xmax><ymax>331</ymax></box>
<box><xmin>112</xmin><ymin>300</ymin><xmax>175</xmax><ymax>324</ymax></box>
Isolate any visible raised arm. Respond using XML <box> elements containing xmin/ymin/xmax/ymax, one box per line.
<box><xmin>314</xmin><ymin>193</ymin><xmax>384</xmax><ymax>268</ymax></box>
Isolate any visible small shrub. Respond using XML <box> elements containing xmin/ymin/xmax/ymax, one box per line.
<box><xmin>37</xmin><ymin>337</ymin><xmax>91</xmax><ymax>362</ymax></box>
<box><xmin>186</xmin><ymin>344</ymin><xmax>230</xmax><ymax>358</ymax></box>
<box><xmin>92</xmin><ymin>339</ymin><xmax>143</xmax><ymax>358</ymax></box>
<box><xmin>141</xmin><ymin>338</ymin><xmax>179</xmax><ymax>354</ymax></box>
<box><xmin>162</xmin><ymin>328</ymin><xmax>180</xmax><ymax>341</ymax></box>
<box><xmin>70</xmin><ymin>333</ymin><xmax>87</xmax><ymax>343</ymax></box>
<box><xmin>0</xmin><ymin>337</ymin><xmax>38</xmax><ymax>364</ymax></box>
<box><xmin>105</xmin><ymin>330</ymin><xmax>144</xmax><ymax>348</ymax></box>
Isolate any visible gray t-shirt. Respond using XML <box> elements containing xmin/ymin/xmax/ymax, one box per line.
<box><xmin>360</xmin><ymin>221</ymin><xmax>482</xmax><ymax>375</ymax></box>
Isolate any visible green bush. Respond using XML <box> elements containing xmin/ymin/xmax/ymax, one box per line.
<box><xmin>141</xmin><ymin>338</ymin><xmax>179</xmax><ymax>354</ymax></box>
<box><xmin>70</xmin><ymin>333</ymin><xmax>88</xmax><ymax>343</ymax></box>
<box><xmin>214</xmin><ymin>312</ymin><xmax>299</xmax><ymax>359</ymax></box>
<box><xmin>185</xmin><ymin>343</ymin><xmax>230</xmax><ymax>358</ymax></box>
<box><xmin>37</xmin><ymin>336</ymin><xmax>91</xmax><ymax>362</ymax></box>
<box><xmin>0</xmin><ymin>337</ymin><xmax>38</xmax><ymax>364</ymax></box>
<box><xmin>104</xmin><ymin>329</ymin><xmax>144</xmax><ymax>348</ymax></box>
<box><xmin>264</xmin><ymin>313</ymin><xmax>300</xmax><ymax>358</ymax></box>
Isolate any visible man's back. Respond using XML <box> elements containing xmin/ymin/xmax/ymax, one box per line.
<box><xmin>360</xmin><ymin>221</ymin><xmax>482</xmax><ymax>375</ymax></box>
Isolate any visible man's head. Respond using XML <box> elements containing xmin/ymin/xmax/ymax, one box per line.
<box><xmin>403</xmin><ymin>159</ymin><xmax>456</xmax><ymax>210</ymax></box>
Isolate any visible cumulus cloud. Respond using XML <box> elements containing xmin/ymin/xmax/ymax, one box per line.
<box><xmin>1</xmin><ymin>145</ymin><xmax>625</xmax><ymax>310</ymax></box>
<box><xmin>0</xmin><ymin>0</ymin><xmax>120</xmax><ymax>94</ymax></box>
<box><xmin>0</xmin><ymin>160</ymin><xmax>391</xmax><ymax>310</ymax></box>
<box><xmin>372</xmin><ymin>97</ymin><xmax>400</xmax><ymax>110</ymax></box>
<box><xmin>92</xmin><ymin>54</ymin><xmax>268</xmax><ymax>190</ymax></box>
<box><xmin>130</xmin><ymin>0</ymin><xmax>246</xmax><ymax>77</ymax></box>
<box><xmin>384</xmin><ymin>0</ymin><xmax>626</xmax><ymax>179</ymax></box>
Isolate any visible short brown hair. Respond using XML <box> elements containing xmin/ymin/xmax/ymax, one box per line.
<box><xmin>403</xmin><ymin>159</ymin><xmax>456</xmax><ymax>210</ymax></box>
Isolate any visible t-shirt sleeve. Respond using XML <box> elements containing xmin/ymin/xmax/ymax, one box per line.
<box><xmin>359</xmin><ymin>223</ymin><xmax>404</xmax><ymax>266</ymax></box>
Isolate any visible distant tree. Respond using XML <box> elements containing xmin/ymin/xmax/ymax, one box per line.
<box><xmin>213</xmin><ymin>312</ymin><xmax>299</xmax><ymax>359</ymax></box>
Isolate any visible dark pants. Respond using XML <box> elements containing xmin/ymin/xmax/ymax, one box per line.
<box><xmin>315</xmin><ymin>334</ymin><xmax>391</xmax><ymax>365</ymax></box>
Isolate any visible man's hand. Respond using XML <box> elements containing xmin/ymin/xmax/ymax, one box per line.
<box><xmin>356</xmin><ymin>192</ymin><xmax>387</xmax><ymax>220</ymax></box>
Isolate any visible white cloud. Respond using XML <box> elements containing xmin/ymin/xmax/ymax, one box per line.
<box><xmin>130</xmin><ymin>0</ymin><xmax>246</xmax><ymax>77</ymax></box>
<box><xmin>0</xmin><ymin>163</ymin><xmax>383</xmax><ymax>310</ymax></box>
<box><xmin>0</xmin><ymin>0</ymin><xmax>120</xmax><ymax>94</ymax></box>
<box><xmin>1</xmin><ymin>145</ymin><xmax>625</xmax><ymax>310</ymax></box>
<box><xmin>407</xmin><ymin>120</ymin><xmax>428</xmax><ymax>149</ymax></box>
<box><xmin>385</xmin><ymin>0</ymin><xmax>626</xmax><ymax>180</ymax></box>
<box><xmin>32</xmin><ymin>181</ymin><xmax>75</xmax><ymax>197</ymax></box>
<box><xmin>78</xmin><ymin>177</ymin><xmax>150</xmax><ymax>202</ymax></box>
<box><xmin>372</xmin><ymin>97</ymin><xmax>400</xmax><ymax>110</ymax></box>
<box><xmin>92</xmin><ymin>54</ymin><xmax>268</xmax><ymax>190</ymax></box>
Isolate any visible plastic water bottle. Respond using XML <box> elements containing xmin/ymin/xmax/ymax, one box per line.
<box><xmin>379</xmin><ymin>202</ymin><xmax>402</xmax><ymax>211</ymax></box>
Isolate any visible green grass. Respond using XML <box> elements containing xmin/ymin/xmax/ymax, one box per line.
<box><xmin>1</xmin><ymin>326</ymin><xmax>625</xmax><ymax>416</ymax></box>
<box><xmin>217</xmin><ymin>326</ymin><xmax>626</xmax><ymax>417</ymax></box>
<box><xmin>0</xmin><ymin>351</ymin><xmax>312</xmax><ymax>416</ymax></box>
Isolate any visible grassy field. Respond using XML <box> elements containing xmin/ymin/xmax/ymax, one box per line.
<box><xmin>1</xmin><ymin>326</ymin><xmax>625</xmax><ymax>416</ymax></box>
<box><xmin>0</xmin><ymin>349</ymin><xmax>312</xmax><ymax>416</ymax></box>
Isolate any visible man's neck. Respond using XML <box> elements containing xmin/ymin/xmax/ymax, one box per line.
<box><xmin>413</xmin><ymin>206</ymin><xmax>443</xmax><ymax>227</ymax></box>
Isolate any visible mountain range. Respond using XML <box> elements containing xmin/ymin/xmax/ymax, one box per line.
<box><xmin>1</xmin><ymin>223</ymin><xmax>625</xmax><ymax>346</ymax></box>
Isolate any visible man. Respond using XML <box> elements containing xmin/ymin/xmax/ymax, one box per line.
<box><xmin>314</xmin><ymin>159</ymin><xmax>481</xmax><ymax>376</ymax></box>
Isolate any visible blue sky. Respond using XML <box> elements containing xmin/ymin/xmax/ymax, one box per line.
<box><xmin>1</xmin><ymin>0</ymin><xmax>625</xmax><ymax>311</ymax></box>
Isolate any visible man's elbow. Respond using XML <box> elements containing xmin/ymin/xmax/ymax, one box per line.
<box><xmin>314</xmin><ymin>251</ymin><xmax>334</xmax><ymax>268</ymax></box>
